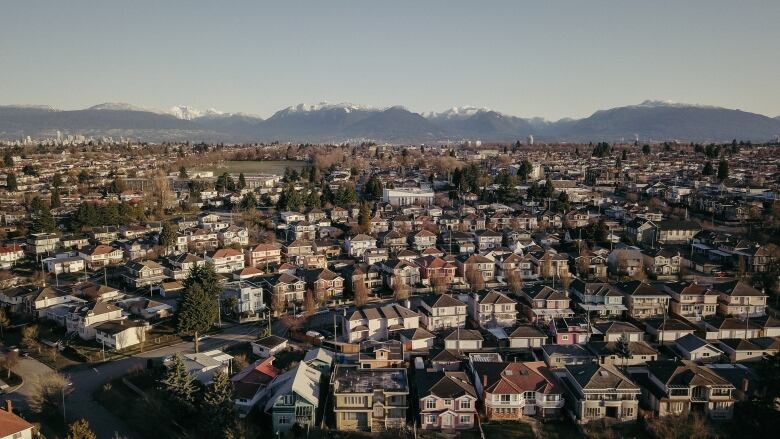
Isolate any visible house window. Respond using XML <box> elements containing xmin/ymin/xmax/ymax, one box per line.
<box><xmin>500</xmin><ymin>394</ymin><xmax>511</xmax><ymax>403</ymax></box>
<box><xmin>278</xmin><ymin>415</ymin><xmax>291</xmax><ymax>425</ymax></box>
<box><xmin>460</xmin><ymin>399</ymin><xmax>471</xmax><ymax>409</ymax></box>
<box><xmin>426</xmin><ymin>399</ymin><xmax>437</xmax><ymax>409</ymax></box>
<box><xmin>444</xmin><ymin>399</ymin><xmax>452</xmax><ymax>406</ymax></box>
<box><xmin>460</xmin><ymin>415</ymin><xmax>471</xmax><ymax>424</ymax></box>
<box><xmin>622</xmin><ymin>407</ymin><xmax>634</xmax><ymax>418</ymax></box>
<box><xmin>585</xmin><ymin>407</ymin><xmax>600</xmax><ymax>418</ymax></box>
<box><xmin>344</xmin><ymin>412</ymin><xmax>359</xmax><ymax>421</ymax></box>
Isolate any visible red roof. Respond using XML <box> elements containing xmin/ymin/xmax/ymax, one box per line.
<box><xmin>0</xmin><ymin>406</ymin><xmax>33</xmax><ymax>438</ymax></box>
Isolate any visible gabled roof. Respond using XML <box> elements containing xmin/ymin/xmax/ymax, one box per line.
<box><xmin>646</xmin><ymin>360</ymin><xmax>732</xmax><ymax>388</ymax></box>
<box><xmin>417</xmin><ymin>370</ymin><xmax>477</xmax><ymax>399</ymax></box>
<box><xmin>479</xmin><ymin>290</ymin><xmax>517</xmax><ymax>305</ymax></box>
<box><xmin>711</xmin><ymin>280</ymin><xmax>765</xmax><ymax>297</ymax></box>
<box><xmin>566</xmin><ymin>363</ymin><xmax>639</xmax><ymax>391</ymax></box>
<box><xmin>421</xmin><ymin>294</ymin><xmax>466</xmax><ymax>309</ymax></box>
<box><xmin>263</xmin><ymin>363</ymin><xmax>321</xmax><ymax>412</ymax></box>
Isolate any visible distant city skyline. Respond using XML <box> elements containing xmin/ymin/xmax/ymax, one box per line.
<box><xmin>2</xmin><ymin>1</ymin><xmax>779</xmax><ymax>119</ymax></box>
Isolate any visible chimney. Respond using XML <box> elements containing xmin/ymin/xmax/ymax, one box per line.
<box><xmin>5</xmin><ymin>400</ymin><xmax>12</xmax><ymax>413</ymax></box>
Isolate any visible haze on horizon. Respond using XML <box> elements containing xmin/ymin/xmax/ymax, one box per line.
<box><xmin>2</xmin><ymin>0</ymin><xmax>779</xmax><ymax>120</ymax></box>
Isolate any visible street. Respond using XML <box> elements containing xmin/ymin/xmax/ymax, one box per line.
<box><xmin>6</xmin><ymin>322</ymin><xmax>261</xmax><ymax>439</ymax></box>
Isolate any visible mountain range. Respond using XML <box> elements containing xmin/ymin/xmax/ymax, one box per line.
<box><xmin>1</xmin><ymin>100</ymin><xmax>779</xmax><ymax>143</ymax></box>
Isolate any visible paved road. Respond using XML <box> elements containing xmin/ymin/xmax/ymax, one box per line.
<box><xmin>8</xmin><ymin>322</ymin><xmax>260</xmax><ymax>439</ymax></box>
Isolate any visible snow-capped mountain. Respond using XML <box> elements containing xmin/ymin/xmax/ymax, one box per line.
<box><xmin>1</xmin><ymin>100</ymin><xmax>779</xmax><ymax>142</ymax></box>
<box><xmin>279</xmin><ymin>102</ymin><xmax>378</xmax><ymax>115</ymax></box>
<box><xmin>88</xmin><ymin>102</ymin><xmax>153</xmax><ymax>112</ymax></box>
<box><xmin>423</xmin><ymin>106</ymin><xmax>492</xmax><ymax>120</ymax></box>
<box><xmin>166</xmin><ymin>105</ymin><xmax>225</xmax><ymax>120</ymax></box>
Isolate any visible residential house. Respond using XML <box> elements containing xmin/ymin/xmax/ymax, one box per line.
<box><xmin>711</xmin><ymin>280</ymin><xmax>767</xmax><ymax>318</ymax></box>
<box><xmin>517</xmin><ymin>285</ymin><xmax>573</xmax><ymax>323</ymax></box>
<box><xmin>0</xmin><ymin>401</ymin><xmax>34</xmax><ymax>439</ymax></box>
<box><xmin>206</xmin><ymin>248</ymin><xmax>245</xmax><ymax>274</ymax></box>
<box><xmin>468</xmin><ymin>290</ymin><xmax>517</xmax><ymax>328</ymax></box>
<box><xmin>559</xmin><ymin>363</ymin><xmax>640</xmax><ymax>424</ymax></box>
<box><xmin>717</xmin><ymin>337</ymin><xmax>780</xmax><ymax>363</ymax></box>
<box><xmin>661</xmin><ymin>281</ymin><xmax>718</xmax><ymax>321</ymax></box>
<box><xmin>232</xmin><ymin>357</ymin><xmax>278</xmax><ymax>417</ymax></box>
<box><xmin>419</xmin><ymin>294</ymin><xmax>468</xmax><ymax>331</ymax></box>
<box><xmin>345</xmin><ymin>234</ymin><xmax>377</xmax><ymax>258</ymax></box>
<box><xmin>614</xmin><ymin>281</ymin><xmax>670</xmax><ymax>319</ymax></box>
<box><xmin>592</xmin><ymin>321</ymin><xmax>645</xmax><ymax>343</ymax></box>
<box><xmin>123</xmin><ymin>260</ymin><xmax>166</xmax><ymax>288</ymax></box>
<box><xmin>66</xmin><ymin>301</ymin><xmax>124</xmax><ymax>340</ymax></box>
<box><xmin>472</xmin><ymin>361</ymin><xmax>564</xmax><ymax>421</ymax></box>
<box><xmin>246</xmin><ymin>243</ymin><xmax>282</xmax><ymax>268</ymax></box>
<box><xmin>252</xmin><ymin>335</ymin><xmax>289</xmax><ymax>358</ymax></box>
<box><xmin>218</xmin><ymin>225</ymin><xmax>250</xmax><ymax>247</ymax></box>
<box><xmin>586</xmin><ymin>341</ymin><xmax>659</xmax><ymax>366</ymax></box>
<box><xmin>417</xmin><ymin>371</ymin><xmax>478</xmax><ymax>430</ymax></box>
<box><xmin>331</xmin><ymin>365</ymin><xmax>409</xmax><ymax>432</ymax></box>
<box><xmin>508</xmin><ymin>325</ymin><xmax>548</xmax><ymax>349</ymax></box>
<box><xmin>444</xmin><ymin>329</ymin><xmax>483</xmax><ymax>352</ymax></box>
<box><xmin>674</xmin><ymin>334</ymin><xmax>724</xmax><ymax>362</ymax></box>
<box><xmin>94</xmin><ymin>319</ymin><xmax>149</xmax><ymax>350</ymax></box>
<box><xmin>569</xmin><ymin>279</ymin><xmax>626</xmax><ymax>317</ymax></box>
<box><xmin>636</xmin><ymin>360</ymin><xmax>735</xmax><ymax>419</ymax></box>
<box><xmin>78</xmin><ymin>244</ymin><xmax>124</xmax><ymax>269</ymax></box>
<box><xmin>549</xmin><ymin>317</ymin><xmax>591</xmax><ymax>345</ymax></box>
<box><xmin>411</xmin><ymin>230</ymin><xmax>437</xmax><ymax>251</ymax></box>
<box><xmin>343</xmin><ymin>303</ymin><xmax>420</xmax><ymax>343</ymax></box>
<box><xmin>262</xmin><ymin>363</ymin><xmax>321</xmax><ymax>433</ymax></box>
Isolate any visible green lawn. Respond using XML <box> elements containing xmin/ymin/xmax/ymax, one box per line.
<box><xmin>482</xmin><ymin>421</ymin><xmax>534</xmax><ymax>439</ymax></box>
<box><xmin>538</xmin><ymin>421</ymin><xmax>584</xmax><ymax>439</ymax></box>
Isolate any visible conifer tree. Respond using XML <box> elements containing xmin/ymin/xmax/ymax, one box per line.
<box><xmin>66</xmin><ymin>419</ymin><xmax>97</xmax><ymax>439</ymax></box>
<box><xmin>160</xmin><ymin>353</ymin><xmax>197</xmax><ymax>404</ymax></box>
<box><xmin>202</xmin><ymin>370</ymin><xmax>236</xmax><ymax>437</ymax></box>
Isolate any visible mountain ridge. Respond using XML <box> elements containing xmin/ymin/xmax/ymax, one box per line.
<box><xmin>1</xmin><ymin>101</ymin><xmax>779</xmax><ymax>143</ymax></box>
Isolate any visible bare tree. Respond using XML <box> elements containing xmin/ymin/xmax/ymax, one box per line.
<box><xmin>393</xmin><ymin>277</ymin><xmax>410</xmax><ymax>301</ymax></box>
<box><xmin>271</xmin><ymin>291</ymin><xmax>286</xmax><ymax>316</ymax></box>
<box><xmin>465</xmin><ymin>265</ymin><xmax>485</xmax><ymax>293</ymax></box>
<box><xmin>353</xmin><ymin>279</ymin><xmax>369</xmax><ymax>307</ymax></box>
<box><xmin>2</xmin><ymin>351</ymin><xmax>19</xmax><ymax>379</ymax></box>
<box><xmin>505</xmin><ymin>268</ymin><xmax>524</xmax><ymax>294</ymax></box>
<box><xmin>21</xmin><ymin>324</ymin><xmax>40</xmax><ymax>353</ymax></box>
<box><xmin>27</xmin><ymin>372</ymin><xmax>72</xmax><ymax>416</ymax></box>
<box><xmin>430</xmin><ymin>273</ymin><xmax>448</xmax><ymax>295</ymax></box>
<box><xmin>303</xmin><ymin>290</ymin><xmax>316</xmax><ymax>318</ymax></box>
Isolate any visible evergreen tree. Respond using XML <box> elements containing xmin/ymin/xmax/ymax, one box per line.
<box><xmin>202</xmin><ymin>370</ymin><xmax>236</xmax><ymax>437</ymax></box>
<box><xmin>703</xmin><ymin>161</ymin><xmax>714</xmax><ymax>176</ymax></box>
<box><xmin>717</xmin><ymin>159</ymin><xmax>729</xmax><ymax>181</ymax></box>
<box><xmin>52</xmin><ymin>173</ymin><xmax>63</xmax><ymax>187</ymax></box>
<box><xmin>160</xmin><ymin>353</ymin><xmax>197</xmax><ymax>404</ymax></box>
<box><xmin>365</xmin><ymin>175</ymin><xmax>383</xmax><ymax>200</ymax></box>
<box><xmin>50</xmin><ymin>187</ymin><xmax>61</xmax><ymax>208</ymax></box>
<box><xmin>238</xmin><ymin>173</ymin><xmax>246</xmax><ymax>190</ymax></box>
<box><xmin>31</xmin><ymin>198</ymin><xmax>57</xmax><ymax>234</ymax></box>
<box><xmin>66</xmin><ymin>419</ymin><xmax>97</xmax><ymax>439</ymax></box>
<box><xmin>2</xmin><ymin>152</ymin><xmax>12</xmax><ymax>168</ymax></box>
<box><xmin>179</xmin><ymin>166</ymin><xmax>188</xmax><ymax>178</ymax></box>
<box><xmin>358</xmin><ymin>202</ymin><xmax>372</xmax><ymax>233</ymax></box>
<box><xmin>616</xmin><ymin>335</ymin><xmax>632</xmax><ymax>369</ymax></box>
<box><xmin>6</xmin><ymin>173</ymin><xmax>17</xmax><ymax>191</ymax></box>
<box><xmin>240</xmin><ymin>193</ymin><xmax>257</xmax><ymax>210</ymax></box>
<box><xmin>642</xmin><ymin>144</ymin><xmax>651</xmax><ymax>155</ymax></box>
<box><xmin>159</xmin><ymin>221</ymin><xmax>177</xmax><ymax>251</ymax></box>
<box><xmin>178</xmin><ymin>264</ymin><xmax>220</xmax><ymax>351</ymax></box>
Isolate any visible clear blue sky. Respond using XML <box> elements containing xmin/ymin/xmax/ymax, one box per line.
<box><xmin>2</xmin><ymin>1</ymin><xmax>779</xmax><ymax>120</ymax></box>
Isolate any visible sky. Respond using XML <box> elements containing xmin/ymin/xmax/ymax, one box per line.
<box><xmin>1</xmin><ymin>1</ymin><xmax>779</xmax><ymax>120</ymax></box>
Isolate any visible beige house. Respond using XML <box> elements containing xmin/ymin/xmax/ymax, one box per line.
<box><xmin>711</xmin><ymin>280</ymin><xmax>767</xmax><ymax>317</ymax></box>
<box><xmin>419</xmin><ymin>294</ymin><xmax>467</xmax><ymax>331</ymax></box>
<box><xmin>332</xmin><ymin>366</ymin><xmax>409</xmax><ymax>432</ymax></box>
<box><xmin>561</xmin><ymin>363</ymin><xmax>640</xmax><ymax>424</ymax></box>
<box><xmin>639</xmin><ymin>360</ymin><xmax>735</xmax><ymax>419</ymax></box>
<box><xmin>94</xmin><ymin>319</ymin><xmax>149</xmax><ymax>350</ymax></box>
<box><xmin>66</xmin><ymin>302</ymin><xmax>124</xmax><ymax>340</ymax></box>
<box><xmin>662</xmin><ymin>281</ymin><xmax>717</xmax><ymax>321</ymax></box>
